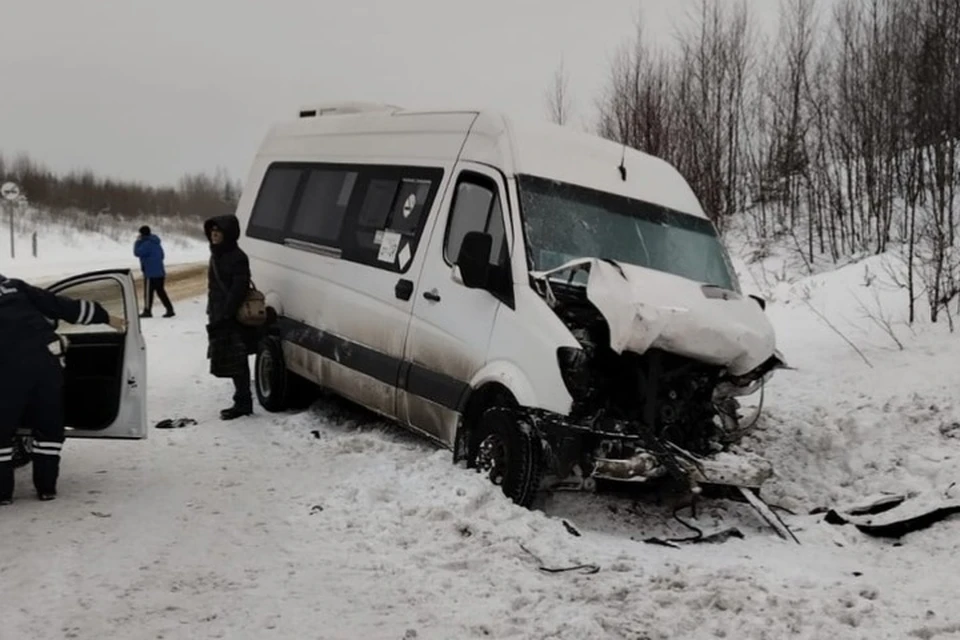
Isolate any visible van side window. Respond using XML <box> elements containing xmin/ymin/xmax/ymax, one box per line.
<box><xmin>288</xmin><ymin>169</ymin><xmax>358</xmax><ymax>247</ymax></box>
<box><xmin>444</xmin><ymin>174</ymin><xmax>508</xmax><ymax>267</ymax></box>
<box><xmin>247</xmin><ymin>166</ymin><xmax>303</xmax><ymax>241</ymax></box>
<box><xmin>243</xmin><ymin>162</ymin><xmax>443</xmax><ymax>272</ymax></box>
<box><xmin>340</xmin><ymin>169</ymin><xmax>444</xmax><ymax>273</ymax></box>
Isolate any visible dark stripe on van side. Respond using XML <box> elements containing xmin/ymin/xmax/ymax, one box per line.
<box><xmin>405</xmin><ymin>363</ymin><xmax>469</xmax><ymax>413</ymax></box>
<box><xmin>277</xmin><ymin>318</ymin><xmax>469</xmax><ymax>411</ymax></box>
<box><xmin>277</xmin><ymin>317</ymin><xmax>401</xmax><ymax>389</ymax></box>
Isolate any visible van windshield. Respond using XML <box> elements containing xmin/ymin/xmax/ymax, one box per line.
<box><xmin>517</xmin><ymin>174</ymin><xmax>739</xmax><ymax>291</ymax></box>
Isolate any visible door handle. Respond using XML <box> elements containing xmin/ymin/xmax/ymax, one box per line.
<box><xmin>395</xmin><ymin>278</ymin><xmax>414</xmax><ymax>301</ymax></box>
<box><xmin>423</xmin><ymin>289</ymin><xmax>441</xmax><ymax>303</ymax></box>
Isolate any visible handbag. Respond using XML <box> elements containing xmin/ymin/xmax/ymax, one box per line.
<box><xmin>210</xmin><ymin>257</ymin><xmax>267</xmax><ymax>327</ymax></box>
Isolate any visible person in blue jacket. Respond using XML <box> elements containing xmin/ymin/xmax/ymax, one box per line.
<box><xmin>134</xmin><ymin>225</ymin><xmax>175</xmax><ymax>318</ymax></box>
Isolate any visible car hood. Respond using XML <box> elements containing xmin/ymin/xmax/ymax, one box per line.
<box><xmin>536</xmin><ymin>258</ymin><xmax>779</xmax><ymax>377</ymax></box>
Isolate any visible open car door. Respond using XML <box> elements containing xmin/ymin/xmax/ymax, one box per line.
<box><xmin>43</xmin><ymin>269</ymin><xmax>148</xmax><ymax>439</ymax></box>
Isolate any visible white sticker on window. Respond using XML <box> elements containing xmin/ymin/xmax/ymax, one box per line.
<box><xmin>402</xmin><ymin>193</ymin><xmax>417</xmax><ymax>218</ymax></box>
<box><xmin>378</xmin><ymin>230</ymin><xmax>401</xmax><ymax>263</ymax></box>
<box><xmin>398</xmin><ymin>243</ymin><xmax>412</xmax><ymax>270</ymax></box>
<box><xmin>374</xmin><ymin>230</ymin><xmax>384</xmax><ymax>245</ymax></box>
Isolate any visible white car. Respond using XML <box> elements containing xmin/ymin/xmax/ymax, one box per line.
<box><xmin>236</xmin><ymin>103</ymin><xmax>785</xmax><ymax>506</ymax></box>
<box><xmin>13</xmin><ymin>269</ymin><xmax>148</xmax><ymax>466</ymax></box>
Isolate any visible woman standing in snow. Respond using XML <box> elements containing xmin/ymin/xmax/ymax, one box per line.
<box><xmin>204</xmin><ymin>214</ymin><xmax>258</xmax><ymax>420</ymax></box>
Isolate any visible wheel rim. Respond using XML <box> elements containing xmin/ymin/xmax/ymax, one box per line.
<box><xmin>257</xmin><ymin>350</ymin><xmax>274</xmax><ymax>398</ymax></box>
<box><xmin>476</xmin><ymin>433</ymin><xmax>507</xmax><ymax>486</ymax></box>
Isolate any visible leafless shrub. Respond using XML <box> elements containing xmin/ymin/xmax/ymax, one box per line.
<box><xmin>851</xmin><ymin>287</ymin><xmax>905</xmax><ymax>350</ymax></box>
<box><xmin>801</xmin><ymin>298</ymin><xmax>875</xmax><ymax>367</ymax></box>
<box><xmin>544</xmin><ymin>55</ymin><xmax>574</xmax><ymax>126</ymax></box>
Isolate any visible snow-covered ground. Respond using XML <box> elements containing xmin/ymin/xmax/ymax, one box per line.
<box><xmin>2</xmin><ymin>224</ymin><xmax>960</xmax><ymax>639</ymax></box>
<box><xmin>0</xmin><ymin>211</ymin><xmax>207</xmax><ymax>281</ymax></box>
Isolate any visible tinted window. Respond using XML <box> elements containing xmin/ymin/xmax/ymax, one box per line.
<box><xmin>248</xmin><ymin>167</ymin><xmax>302</xmax><ymax>237</ymax></box>
<box><xmin>341</xmin><ymin>171</ymin><xmax>443</xmax><ymax>273</ymax></box>
<box><xmin>358</xmin><ymin>179</ymin><xmax>398</xmax><ymax>229</ymax></box>
<box><xmin>445</xmin><ymin>176</ymin><xmax>508</xmax><ymax>267</ymax></box>
<box><xmin>288</xmin><ymin>169</ymin><xmax>358</xmax><ymax>246</ymax></box>
<box><xmin>243</xmin><ymin>162</ymin><xmax>443</xmax><ymax>273</ymax></box>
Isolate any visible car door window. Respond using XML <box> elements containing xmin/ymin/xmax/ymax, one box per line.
<box><xmin>53</xmin><ymin>278</ymin><xmax>127</xmax><ymax>335</ymax></box>
<box><xmin>444</xmin><ymin>174</ymin><xmax>508</xmax><ymax>267</ymax></box>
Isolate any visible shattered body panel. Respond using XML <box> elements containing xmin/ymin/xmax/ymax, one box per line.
<box><xmin>536</xmin><ymin>258</ymin><xmax>781</xmax><ymax>377</ymax></box>
<box><xmin>583</xmin><ymin>259</ymin><xmax>776</xmax><ymax>377</ymax></box>
<box><xmin>525</xmin><ymin>258</ymin><xmax>785</xmax><ymax>496</ymax></box>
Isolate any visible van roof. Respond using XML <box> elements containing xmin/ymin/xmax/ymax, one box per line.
<box><xmin>263</xmin><ymin>104</ymin><xmax>708</xmax><ymax>220</ymax></box>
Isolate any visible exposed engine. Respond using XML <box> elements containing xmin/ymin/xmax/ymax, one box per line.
<box><xmin>519</xmin><ymin>262</ymin><xmax>802</xmax><ymax>540</ymax></box>
<box><xmin>547</xmin><ymin>280</ymin><xmax>729</xmax><ymax>457</ymax></box>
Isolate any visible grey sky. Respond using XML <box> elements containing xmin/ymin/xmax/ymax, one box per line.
<box><xmin>0</xmin><ymin>0</ymin><xmax>780</xmax><ymax>186</ymax></box>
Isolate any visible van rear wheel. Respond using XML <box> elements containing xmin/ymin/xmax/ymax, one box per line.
<box><xmin>468</xmin><ymin>408</ymin><xmax>544</xmax><ymax>508</ymax></box>
<box><xmin>255</xmin><ymin>337</ymin><xmax>316</xmax><ymax>412</ymax></box>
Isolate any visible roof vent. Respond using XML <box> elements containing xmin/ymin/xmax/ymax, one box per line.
<box><xmin>297</xmin><ymin>101</ymin><xmax>403</xmax><ymax>118</ymax></box>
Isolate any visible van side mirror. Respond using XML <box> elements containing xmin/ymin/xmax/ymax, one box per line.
<box><xmin>456</xmin><ymin>231</ymin><xmax>492</xmax><ymax>289</ymax></box>
<box><xmin>749</xmin><ymin>294</ymin><xmax>767</xmax><ymax>311</ymax></box>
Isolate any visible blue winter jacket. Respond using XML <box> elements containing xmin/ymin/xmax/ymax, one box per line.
<box><xmin>134</xmin><ymin>234</ymin><xmax>166</xmax><ymax>278</ymax></box>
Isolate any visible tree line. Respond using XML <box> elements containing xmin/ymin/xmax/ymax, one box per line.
<box><xmin>0</xmin><ymin>152</ymin><xmax>242</xmax><ymax>234</ymax></box>
<box><xmin>548</xmin><ymin>0</ymin><xmax>960</xmax><ymax>325</ymax></box>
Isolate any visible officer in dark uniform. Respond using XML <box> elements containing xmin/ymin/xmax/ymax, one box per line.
<box><xmin>0</xmin><ymin>273</ymin><xmax>125</xmax><ymax>504</ymax></box>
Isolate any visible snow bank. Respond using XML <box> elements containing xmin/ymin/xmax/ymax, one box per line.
<box><xmin>723</xmin><ymin>218</ymin><xmax>960</xmax><ymax>515</ymax></box>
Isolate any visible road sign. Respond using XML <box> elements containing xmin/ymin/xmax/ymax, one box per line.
<box><xmin>1</xmin><ymin>182</ymin><xmax>20</xmax><ymax>201</ymax></box>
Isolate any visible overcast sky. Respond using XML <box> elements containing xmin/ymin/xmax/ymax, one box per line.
<box><xmin>0</xmin><ymin>0</ymin><xmax>782</xmax><ymax>186</ymax></box>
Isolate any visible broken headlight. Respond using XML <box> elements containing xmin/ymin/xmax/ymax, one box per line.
<box><xmin>557</xmin><ymin>346</ymin><xmax>592</xmax><ymax>401</ymax></box>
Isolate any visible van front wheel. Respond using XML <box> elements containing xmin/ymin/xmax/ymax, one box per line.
<box><xmin>255</xmin><ymin>337</ymin><xmax>316</xmax><ymax>412</ymax></box>
<box><xmin>468</xmin><ymin>408</ymin><xmax>544</xmax><ymax>508</ymax></box>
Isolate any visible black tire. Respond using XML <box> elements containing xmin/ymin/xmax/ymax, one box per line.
<box><xmin>255</xmin><ymin>336</ymin><xmax>317</xmax><ymax>412</ymax></box>
<box><xmin>467</xmin><ymin>407</ymin><xmax>544</xmax><ymax>508</ymax></box>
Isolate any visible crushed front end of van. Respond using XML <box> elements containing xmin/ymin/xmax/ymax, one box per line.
<box><xmin>525</xmin><ymin>257</ymin><xmax>787</xmax><ymax>507</ymax></box>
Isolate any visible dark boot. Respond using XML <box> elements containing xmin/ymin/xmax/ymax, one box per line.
<box><xmin>32</xmin><ymin>452</ymin><xmax>60</xmax><ymax>501</ymax></box>
<box><xmin>227</xmin><ymin>361</ymin><xmax>252</xmax><ymax>417</ymax></box>
<box><xmin>220</xmin><ymin>405</ymin><xmax>253</xmax><ymax>420</ymax></box>
<box><xmin>221</xmin><ymin>371</ymin><xmax>253</xmax><ymax>420</ymax></box>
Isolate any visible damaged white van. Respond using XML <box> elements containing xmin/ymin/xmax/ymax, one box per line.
<box><xmin>236</xmin><ymin>103</ymin><xmax>785</xmax><ymax>507</ymax></box>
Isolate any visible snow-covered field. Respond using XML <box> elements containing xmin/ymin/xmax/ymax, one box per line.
<box><xmin>2</xmin><ymin>223</ymin><xmax>960</xmax><ymax>640</ymax></box>
<box><xmin>0</xmin><ymin>212</ymin><xmax>207</xmax><ymax>281</ymax></box>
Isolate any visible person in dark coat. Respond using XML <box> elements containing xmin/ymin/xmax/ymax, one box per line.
<box><xmin>134</xmin><ymin>225</ymin><xmax>175</xmax><ymax>318</ymax></box>
<box><xmin>204</xmin><ymin>214</ymin><xmax>258</xmax><ymax>420</ymax></box>
<box><xmin>0</xmin><ymin>273</ymin><xmax>124</xmax><ymax>504</ymax></box>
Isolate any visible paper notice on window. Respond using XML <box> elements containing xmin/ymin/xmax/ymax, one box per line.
<box><xmin>377</xmin><ymin>230</ymin><xmax>401</xmax><ymax>263</ymax></box>
<box><xmin>398</xmin><ymin>242</ymin><xmax>412</xmax><ymax>270</ymax></box>
<box><xmin>374</xmin><ymin>230</ymin><xmax>384</xmax><ymax>245</ymax></box>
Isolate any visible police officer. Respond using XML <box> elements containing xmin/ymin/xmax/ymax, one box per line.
<box><xmin>0</xmin><ymin>273</ymin><xmax>125</xmax><ymax>504</ymax></box>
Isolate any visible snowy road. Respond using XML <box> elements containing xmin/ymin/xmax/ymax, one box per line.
<box><xmin>3</xmin><ymin>293</ymin><xmax>960</xmax><ymax>639</ymax></box>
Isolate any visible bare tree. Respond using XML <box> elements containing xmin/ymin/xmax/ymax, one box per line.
<box><xmin>545</xmin><ymin>55</ymin><xmax>573</xmax><ymax>126</ymax></box>
<box><xmin>596</xmin><ymin>1</ymin><xmax>756</xmax><ymax>230</ymax></box>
